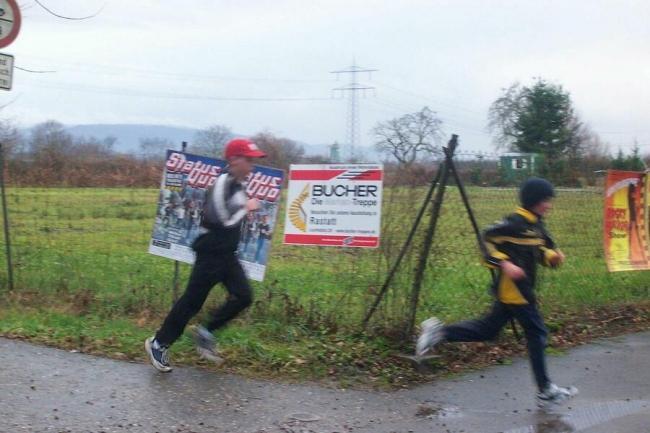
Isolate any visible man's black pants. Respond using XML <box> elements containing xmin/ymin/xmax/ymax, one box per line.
<box><xmin>443</xmin><ymin>301</ymin><xmax>550</xmax><ymax>391</ymax></box>
<box><xmin>155</xmin><ymin>252</ymin><xmax>252</xmax><ymax>347</ymax></box>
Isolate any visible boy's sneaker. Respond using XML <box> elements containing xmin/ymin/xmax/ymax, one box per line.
<box><xmin>537</xmin><ymin>383</ymin><xmax>579</xmax><ymax>407</ymax></box>
<box><xmin>145</xmin><ymin>337</ymin><xmax>172</xmax><ymax>372</ymax></box>
<box><xmin>192</xmin><ymin>326</ymin><xmax>224</xmax><ymax>365</ymax></box>
<box><xmin>415</xmin><ymin>317</ymin><xmax>444</xmax><ymax>357</ymax></box>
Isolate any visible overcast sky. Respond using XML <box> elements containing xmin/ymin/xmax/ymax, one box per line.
<box><xmin>3</xmin><ymin>0</ymin><xmax>650</xmax><ymax>154</ymax></box>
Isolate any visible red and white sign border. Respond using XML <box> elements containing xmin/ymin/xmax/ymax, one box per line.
<box><xmin>283</xmin><ymin>164</ymin><xmax>383</xmax><ymax>249</ymax></box>
<box><xmin>0</xmin><ymin>0</ymin><xmax>21</xmax><ymax>49</ymax></box>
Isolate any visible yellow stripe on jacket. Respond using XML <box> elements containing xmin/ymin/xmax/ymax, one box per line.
<box><xmin>498</xmin><ymin>275</ymin><xmax>528</xmax><ymax>305</ymax></box>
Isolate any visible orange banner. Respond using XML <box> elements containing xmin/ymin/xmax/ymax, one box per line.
<box><xmin>604</xmin><ymin>170</ymin><xmax>650</xmax><ymax>272</ymax></box>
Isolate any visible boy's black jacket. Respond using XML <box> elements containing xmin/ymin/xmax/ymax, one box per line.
<box><xmin>483</xmin><ymin>207</ymin><xmax>559</xmax><ymax>305</ymax></box>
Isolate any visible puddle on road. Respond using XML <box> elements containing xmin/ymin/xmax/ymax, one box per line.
<box><xmin>416</xmin><ymin>403</ymin><xmax>464</xmax><ymax>420</ymax></box>
<box><xmin>503</xmin><ymin>400</ymin><xmax>650</xmax><ymax>433</ymax></box>
<box><xmin>287</xmin><ymin>413</ymin><xmax>321</xmax><ymax>422</ymax></box>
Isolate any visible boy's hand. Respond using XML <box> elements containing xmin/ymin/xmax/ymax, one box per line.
<box><xmin>501</xmin><ymin>260</ymin><xmax>526</xmax><ymax>281</ymax></box>
<box><xmin>246</xmin><ymin>198</ymin><xmax>261</xmax><ymax>212</ymax></box>
<box><xmin>549</xmin><ymin>249</ymin><xmax>565</xmax><ymax>267</ymax></box>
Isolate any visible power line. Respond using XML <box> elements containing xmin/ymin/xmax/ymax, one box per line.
<box><xmin>608</xmin><ymin>142</ymin><xmax>650</xmax><ymax>148</ymax></box>
<box><xmin>18</xmin><ymin>54</ymin><xmax>334</xmax><ymax>84</ymax></box>
<box><xmin>33</xmin><ymin>0</ymin><xmax>105</xmax><ymax>20</ymax></box>
<box><xmin>373</xmin><ymin>80</ymin><xmax>485</xmax><ymax>118</ymax></box>
<box><xmin>367</xmin><ymin>98</ymin><xmax>405</xmax><ymax>115</ymax></box>
<box><xmin>18</xmin><ymin>1</ymin><xmax>36</xmax><ymax>11</ymax></box>
<box><xmin>372</xmin><ymin>96</ymin><xmax>491</xmax><ymax>137</ymax></box>
<box><xmin>598</xmin><ymin>129</ymin><xmax>650</xmax><ymax>134</ymax></box>
<box><xmin>20</xmin><ymin>78</ymin><xmax>334</xmax><ymax>102</ymax></box>
<box><xmin>372</xmin><ymin>90</ymin><xmax>490</xmax><ymax>133</ymax></box>
<box><xmin>15</xmin><ymin>66</ymin><xmax>56</xmax><ymax>73</ymax></box>
<box><xmin>369</xmin><ymin>78</ymin><xmax>650</xmax><ymax>148</ymax></box>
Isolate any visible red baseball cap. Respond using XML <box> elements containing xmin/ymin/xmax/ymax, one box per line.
<box><xmin>224</xmin><ymin>138</ymin><xmax>266</xmax><ymax>159</ymax></box>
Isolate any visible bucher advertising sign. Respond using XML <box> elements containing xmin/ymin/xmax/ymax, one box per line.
<box><xmin>283</xmin><ymin>164</ymin><xmax>383</xmax><ymax>248</ymax></box>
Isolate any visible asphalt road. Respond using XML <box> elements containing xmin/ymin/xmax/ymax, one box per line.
<box><xmin>1</xmin><ymin>331</ymin><xmax>649</xmax><ymax>433</ymax></box>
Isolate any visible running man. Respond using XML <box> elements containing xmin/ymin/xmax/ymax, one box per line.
<box><xmin>145</xmin><ymin>138</ymin><xmax>266</xmax><ymax>372</ymax></box>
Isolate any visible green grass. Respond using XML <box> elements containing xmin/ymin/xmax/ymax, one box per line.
<box><xmin>0</xmin><ymin>186</ymin><xmax>648</xmax><ymax>386</ymax></box>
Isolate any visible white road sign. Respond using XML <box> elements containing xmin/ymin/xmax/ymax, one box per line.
<box><xmin>0</xmin><ymin>52</ymin><xmax>13</xmax><ymax>90</ymax></box>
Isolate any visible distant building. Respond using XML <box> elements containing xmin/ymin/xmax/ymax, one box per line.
<box><xmin>329</xmin><ymin>142</ymin><xmax>341</xmax><ymax>163</ymax></box>
<box><xmin>499</xmin><ymin>152</ymin><xmax>542</xmax><ymax>183</ymax></box>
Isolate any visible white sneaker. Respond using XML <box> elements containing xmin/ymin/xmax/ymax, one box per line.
<box><xmin>415</xmin><ymin>317</ymin><xmax>444</xmax><ymax>356</ymax></box>
<box><xmin>537</xmin><ymin>383</ymin><xmax>579</xmax><ymax>407</ymax></box>
<box><xmin>144</xmin><ymin>337</ymin><xmax>172</xmax><ymax>373</ymax></box>
<box><xmin>192</xmin><ymin>326</ymin><xmax>225</xmax><ymax>366</ymax></box>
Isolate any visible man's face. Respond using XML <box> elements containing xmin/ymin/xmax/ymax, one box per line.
<box><xmin>228</xmin><ymin>156</ymin><xmax>254</xmax><ymax>179</ymax></box>
<box><xmin>532</xmin><ymin>199</ymin><xmax>553</xmax><ymax>217</ymax></box>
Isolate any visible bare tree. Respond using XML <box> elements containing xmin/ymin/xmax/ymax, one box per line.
<box><xmin>139</xmin><ymin>136</ymin><xmax>174</xmax><ymax>159</ymax></box>
<box><xmin>250</xmin><ymin>132</ymin><xmax>304</xmax><ymax>172</ymax></box>
<box><xmin>193</xmin><ymin>125</ymin><xmax>232</xmax><ymax>157</ymax></box>
<box><xmin>6</xmin><ymin>119</ymin><xmax>160</xmax><ymax>187</ymax></box>
<box><xmin>373</xmin><ymin>106</ymin><xmax>443</xmax><ymax>167</ymax></box>
<box><xmin>303</xmin><ymin>154</ymin><xmax>331</xmax><ymax>164</ymax></box>
<box><xmin>73</xmin><ymin>135</ymin><xmax>116</xmax><ymax>160</ymax></box>
<box><xmin>24</xmin><ymin>120</ymin><xmax>75</xmax><ymax>177</ymax></box>
<box><xmin>486</xmin><ymin>82</ymin><xmax>523</xmax><ymax>150</ymax></box>
<box><xmin>581</xmin><ymin>128</ymin><xmax>609</xmax><ymax>160</ymax></box>
<box><xmin>30</xmin><ymin>120</ymin><xmax>74</xmax><ymax>159</ymax></box>
<box><xmin>569</xmin><ymin>126</ymin><xmax>614</xmax><ymax>185</ymax></box>
<box><xmin>0</xmin><ymin>119</ymin><xmax>23</xmax><ymax>157</ymax></box>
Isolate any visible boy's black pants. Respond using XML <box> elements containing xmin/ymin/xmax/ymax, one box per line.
<box><xmin>443</xmin><ymin>301</ymin><xmax>550</xmax><ymax>391</ymax></box>
<box><xmin>155</xmin><ymin>251</ymin><xmax>252</xmax><ymax>347</ymax></box>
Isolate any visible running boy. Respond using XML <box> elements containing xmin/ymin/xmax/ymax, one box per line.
<box><xmin>416</xmin><ymin>177</ymin><xmax>578</xmax><ymax>406</ymax></box>
<box><xmin>145</xmin><ymin>138</ymin><xmax>266</xmax><ymax>372</ymax></box>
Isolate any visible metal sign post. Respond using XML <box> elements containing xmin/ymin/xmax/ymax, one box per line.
<box><xmin>0</xmin><ymin>143</ymin><xmax>14</xmax><ymax>291</ymax></box>
<box><xmin>363</xmin><ymin>135</ymin><xmax>520</xmax><ymax>341</ymax></box>
<box><xmin>171</xmin><ymin>141</ymin><xmax>188</xmax><ymax>303</ymax></box>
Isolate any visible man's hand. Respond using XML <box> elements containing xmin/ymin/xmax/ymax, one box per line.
<box><xmin>501</xmin><ymin>260</ymin><xmax>526</xmax><ymax>281</ymax></box>
<box><xmin>246</xmin><ymin>198</ymin><xmax>261</xmax><ymax>212</ymax></box>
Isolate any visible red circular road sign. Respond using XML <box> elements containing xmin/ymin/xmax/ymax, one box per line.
<box><xmin>0</xmin><ymin>0</ymin><xmax>21</xmax><ymax>49</ymax></box>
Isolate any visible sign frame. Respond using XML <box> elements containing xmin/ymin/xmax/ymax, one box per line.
<box><xmin>148</xmin><ymin>150</ymin><xmax>284</xmax><ymax>282</ymax></box>
<box><xmin>603</xmin><ymin>169</ymin><xmax>650</xmax><ymax>272</ymax></box>
<box><xmin>0</xmin><ymin>52</ymin><xmax>13</xmax><ymax>90</ymax></box>
<box><xmin>283</xmin><ymin>163</ymin><xmax>383</xmax><ymax>248</ymax></box>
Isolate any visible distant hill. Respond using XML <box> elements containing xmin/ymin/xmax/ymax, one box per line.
<box><xmin>66</xmin><ymin>124</ymin><xmax>199</xmax><ymax>154</ymax></box>
<box><xmin>31</xmin><ymin>123</ymin><xmax>379</xmax><ymax>160</ymax></box>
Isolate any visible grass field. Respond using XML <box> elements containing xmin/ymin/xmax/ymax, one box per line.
<box><xmin>0</xmin><ymin>186</ymin><xmax>648</xmax><ymax>387</ymax></box>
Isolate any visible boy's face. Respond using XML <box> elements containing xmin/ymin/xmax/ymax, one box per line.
<box><xmin>531</xmin><ymin>199</ymin><xmax>553</xmax><ymax>217</ymax></box>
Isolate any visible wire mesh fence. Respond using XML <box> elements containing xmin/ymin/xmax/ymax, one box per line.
<box><xmin>0</xmin><ymin>153</ymin><xmax>647</xmax><ymax>340</ymax></box>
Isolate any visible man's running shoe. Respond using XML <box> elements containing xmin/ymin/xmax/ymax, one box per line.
<box><xmin>537</xmin><ymin>383</ymin><xmax>579</xmax><ymax>407</ymax></box>
<box><xmin>145</xmin><ymin>337</ymin><xmax>172</xmax><ymax>372</ymax></box>
<box><xmin>192</xmin><ymin>326</ymin><xmax>224</xmax><ymax>365</ymax></box>
<box><xmin>415</xmin><ymin>317</ymin><xmax>444</xmax><ymax>357</ymax></box>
